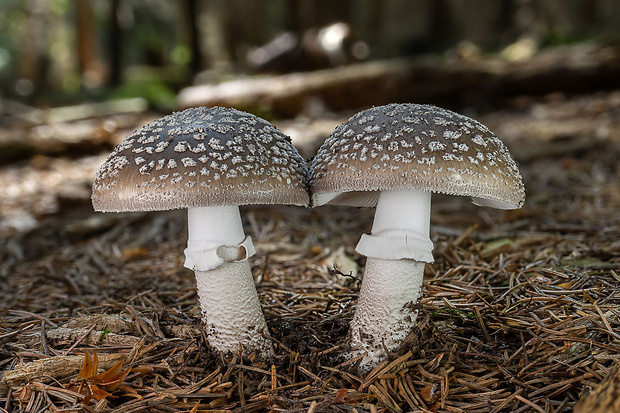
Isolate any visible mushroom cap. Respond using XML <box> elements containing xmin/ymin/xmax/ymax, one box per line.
<box><xmin>92</xmin><ymin>106</ymin><xmax>309</xmax><ymax>212</ymax></box>
<box><xmin>310</xmin><ymin>103</ymin><xmax>525</xmax><ymax>209</ymax></box>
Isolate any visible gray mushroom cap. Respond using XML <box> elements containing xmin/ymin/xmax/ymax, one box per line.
<box><xmin>310</xmin><ymin>103</ymin><xmax>525</xmax><ymax>209</ymax></box>
<box><xmin>92</xmin><ymin>106</ymin><xmax>309</xmax><ymax>212</ymax></box>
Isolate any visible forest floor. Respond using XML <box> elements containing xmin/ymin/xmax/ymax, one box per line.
<box><xmin>0</xmin><ymin>90</ymin><xmax>619</xmax><ymax>412</ymax></box>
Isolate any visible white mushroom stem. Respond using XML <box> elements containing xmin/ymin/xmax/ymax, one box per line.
<box><xmin>348</xmin><ymin>258</ymin><xmax>425</xmax><ymax>369</ymax></box>
<box><xmin>349</xmin><ymin>189</ymin><xmax>433</xmax><ymax>371</ymax></box>
<box><xmin>355</xmin><ymin>189</ymin><xmax>433</xmax><ymax>261</ymax></box>
<box><xmin>184</xmin><ymin>206</ymin><xmax>273</xmax><ymax>358</ymax></box>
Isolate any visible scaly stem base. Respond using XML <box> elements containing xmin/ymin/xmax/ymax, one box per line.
<box><xmin>348</xmin><ymin>257</ymin><xmax>425</xmax><ymax>372</ymax></box>
<box><xmin>195</xmin><ymin>260</ymin><xmax>274</xmax><ymax>358</ymax></box>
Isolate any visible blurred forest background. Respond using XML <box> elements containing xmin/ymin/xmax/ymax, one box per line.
<box><xmin>2</xmin><ymin>0</ymin><xmax>620</xmax><ymax>112</ymax></box>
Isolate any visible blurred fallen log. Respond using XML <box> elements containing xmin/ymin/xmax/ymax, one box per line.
<box><xmin>180</xmin><ymin>59</ymin><xmax>404</xmax><ymax>117</ymax></box>
<box><xmin>481</xmin><ymin>91</ymin><xmax>620</xmax><ymax>161</ymax></box>
<box><xmin>179</xmin><ymin>43</ymin><xmax>620</xmax><ymax>116</ymax></box>
<box><xmin>0</xmin><ymin>98</ymin><xmax>149</xmax><ymax>165</ymax></box>
<box><xmin>4</xmin><ymin>97</ymin><xmax>148</xmax><ymax>125</ymax></box>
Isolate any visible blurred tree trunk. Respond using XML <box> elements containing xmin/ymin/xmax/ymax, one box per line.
<box><xmin>368</xmin><ymin>0</ymin><xmax>385</xmax><ymax>43</ymax></box>
<box><xmin>200</xmin><ymin>0</ymin><xmax>231</xmax><ymax>69</ymax></box>
<box><xmin>496</xmin><ymin>0</ymin><xmax>518</xmax><ymax>47</ymax></box>
<box><xmin>574</xmin><ymin>0</ymin><xmax>598</xmax><ymax>32</ymax></box>
<box><xmin>108</xmin><ymin>0</ymin><xmax>122</xmax><ymax>86</ymax></box>
<box><xmin>315</xmin><ymin>0</ymin><xmax>351</xmax><ymax>25</ymax></box>
<box><xmin>284</xmin><ymin>0</ymin><xmax>301</xmax><ymax>35</ymax></box>
<box><xmin>334</xmin><ymin>0</ymin><xmax>352</xmax><ymax>23</ymax></box>
<box><xmin>19</xmin><ymin>0</ymin><xmax>49</xmax><ymax>97</ymax></box>
<box><xmin>223</xmin><ymin>1</ymin><xmax>266</xmax><ymax>57</ymax></box>
<box><xmin>427</xmin><ymin>0</ymin><xmax>455</xmax><ymax>49</ymax></box>
<box><xmin>294</xmin><ymin>0</ymin><xmax>353</xmax><ymax>29</ymax></box>
<box><xmin>182</xmin><ymin>0</ymin><xmax>203</xmax><ymax>74</ymax></box>
<box><xmin>297</xmin><ymin>0</ymin><xmax>316</xmax><ymax>33</ymax></box>
<box><xmin>76</xmin><ymin>0</ymin><xmax>104</xmax><ymax>88</ymax></box>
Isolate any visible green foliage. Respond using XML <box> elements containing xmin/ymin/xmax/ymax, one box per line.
<box><xmin>110</xmin><ymin>77</ymin><xmax>177</xmax><ymax>111</ymax></box>
<box><xmin>97</xmin><ymin>327</ymin><xmax>111</xmax><ymax>345</ymax></box>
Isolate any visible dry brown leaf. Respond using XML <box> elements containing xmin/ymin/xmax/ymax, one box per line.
<box><xmin>556</xmin><ymin>281</ymin><xmax>576</xmax><ymax>289</ymax></box>
<box><xmin>67</xmin><ymin>349</ymin><xmax>132</xmax><ymax>404</ymax></box>
<box><xmin>332</xmin><ymin>388</ymin><xmax>348</xmax><ymax>404</ymax></box>
<box><xmin>420</xmin><ymin>383</ymin><xmax>441</xmax><ymax>411</ymax></box>
<box><xmin>77</xmin><ymin>348</ymin><xmax>97</xmax><ymax>381</ymax></box>
<box><xmin>122</xmin><ymin>247</ymin><xmax>149</xmax><ymax>260</ymax></box>
<box><xmin>420</xmin><ymin>384</ymin><xmax>438</xmax><ymax>404</ymax></box>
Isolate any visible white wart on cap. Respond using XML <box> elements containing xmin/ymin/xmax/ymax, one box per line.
<box><xmin>310</xmin><ymin>103</ymin><xmax>524</xmax><ymax>209</ymax></box>
<box><xmin>93</xmin><ymin>106</ymin><xmax>308</xmax><ymax>212</ymax></box>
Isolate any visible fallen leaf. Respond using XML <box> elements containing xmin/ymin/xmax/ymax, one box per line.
<box><xmin>420</xmin><ymin>384</ymin><xmax>438</xmax><ymax>403</ymax></box>
<box><xmin>67</xmin><ymin>349</ymin><xmax>132</xmax><ymax>404</ymax></box>
<box><xmin>481</xmin><ymin>238</ymin><xmax>515</xmax><ymax>258</ymax></box>
<box><xmin>332</xmin><ymin>388</ymin><xmax>348</xmax><ymax>404</ymax></box>
<box><xmin>309</xmin><ymin>245</ymin><xmax>323</xmax><ymax>257</ymax></box>
<box><xmin>122</xmin><ymin>248</ymin><xmax>149</xmax><ymax>260</ymax></box>
<box><xmin>77</xmin><ymin>348</ymin><xmax>97</xmax><ymax>380</ymax></box>
<box><xmin>556</xmin><ymin>281</ymin><xmax>575</xmax><ymax>289</ymax></box>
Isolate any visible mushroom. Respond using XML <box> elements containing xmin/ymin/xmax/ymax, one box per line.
<box><xmin>92</xmin><ymin>106</ymin><xmax>309</xmax><ymax>358</ymax></box>
<box><xmin>309</xmin><ymin>103</ymin><xmax>525</xmax><ymax>370</ymax></box>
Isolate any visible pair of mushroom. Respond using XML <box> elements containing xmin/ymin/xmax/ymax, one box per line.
<box><xmin>92</xmin><ymin>104</ymin><xmax>524</xmax><ymax>370</ymax></box>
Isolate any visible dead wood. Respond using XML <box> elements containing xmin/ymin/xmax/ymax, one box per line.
<box><xmin>0</xmin><ymin>99</ymin><xmax>149</xmax><ymax>165</ymax></box>
<box><xmin>178</xmin><ymin>43</ymin><xmax>620</xmax><ymax>116</ymax></box>
<box><xmin>1</xmin><ymin>353</ymin><xmax>127</xmax><ymax>386</ymax></box>
<box><xmin>20</xmin><ymin>328</ymin><xmax>139</xmax><ymax>350</ymax></box>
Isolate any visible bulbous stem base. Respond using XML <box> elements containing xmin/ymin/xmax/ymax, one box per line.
<box><xmin>195</xmin><ymin>260</ymin><xmax>274</xmax><ymax>358</ymax></box>
<box><xmin>347</xmin><ymin>257</ymin><xmax>425</xmax><ymax>372</ymax></box>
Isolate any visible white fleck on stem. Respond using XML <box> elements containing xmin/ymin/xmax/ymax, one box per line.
<box><xmin>349</xmin><ymin>189</ymin><xmax>433</xmax><ymax>371</ymax></box>
<box><xmin>185</xmin><ymin>206</ymin><xmax>273</xmax><ymax>358</ymax></box>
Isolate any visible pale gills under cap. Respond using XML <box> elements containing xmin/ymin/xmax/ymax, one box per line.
<box><xmin>310</xmin><ymin>104</ymin><xmax>525</xmax><ymax>209</ymax></box>
<box><xmin>92</xmin><ymin>106</ymin><xmax>309</xmax><ymax>212</ymax></box>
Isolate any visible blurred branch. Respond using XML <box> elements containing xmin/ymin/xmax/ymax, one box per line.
<box><xmin>7</xmin><ymin>98</ymin><xmax>148</xmax><ymax>125</ymax></box>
